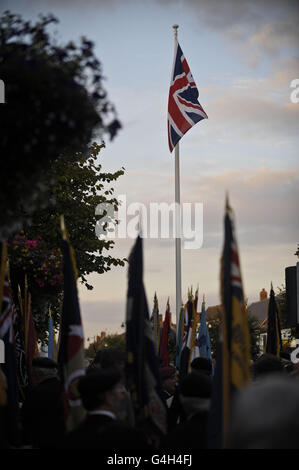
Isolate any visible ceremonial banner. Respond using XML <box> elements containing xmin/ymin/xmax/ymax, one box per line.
<box><xmin>197</xmin><ymin>298</ymin><xmax>213</xmax><ymax>364</ymax></box>
<box><xmin>209</xmin><ymin>198</ymin><xmax>251</xmax><ymax>448</ymax></box>
<box><xmin>126</xmin><ymin>237</ymin><xmax>167</xmax><ymax>441</ymax></box>
<box><xmin>0</xmin><ymin>269</ymin><xmax>21</xmax><ymax>446</ymax></box>
<box><xmin>58</xmin><ymin>238</ymin><xmax>86</xmax><ymax>431</ymax></box>
<box><xmin>266</xmin><ymin>285</ymin><xmax>282</xmax><ymax>358</ymax></box>
<box><xmin>152</xmin><ymin>293</ymin><xmax>160</xmax><ymax>356</ymax></box>
<box><xmin>160</xmin><ymin>300</ymin><xmax>171</xmax><ymax>367</ymax></box>
<box><xmin>179</xmin><ymin>297</ymin><xmax>193</xmax><ymax>380</ymax></box>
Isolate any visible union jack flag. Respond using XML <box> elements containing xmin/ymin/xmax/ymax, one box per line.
<box><xmin>58</xmin><ymin>239</ymin><xmax>86</xmax><ymax>431</ymax></box>
<box><xmin>0</xmin><ymin>277</ymin><xmax>13</xmax><ymax>340</ymax></box>
<box><xmin>208</xmin><ymin>197</ymin><xmax>251</xmax><ymax>448</ymax></box>
<box><xmin>168</xmin><ymin>42</ymin><xmax>208</xmax><ymax>152</ymax></box>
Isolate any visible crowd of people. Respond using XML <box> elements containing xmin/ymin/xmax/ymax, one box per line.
<box><xmin>3</xmin><ymin>347</ymin><xmax>299</xmax><ymax>450</ymax></box>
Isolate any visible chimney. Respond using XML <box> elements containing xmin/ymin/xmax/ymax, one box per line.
<box><xmin>260</xmin><ymin>288</ymin><xmax>268</xmax><ymax>302</ymax></box>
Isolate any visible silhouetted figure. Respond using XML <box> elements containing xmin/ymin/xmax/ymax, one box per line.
<box><xmin>87</xmin><ymin>347</ymin><xmax>134</xmax><ymax>426</ymax></box>
<box><xmin>62</xmin><ymin>368</ymin><xmax>148</xmax><ymax>449</ymax></box>
<box><xmin>21</xmin><ymin>358</ymin><xmax>64</xmax><ymax>448</ymax></box>
<box><xmin>191</xmin><ymin>357</ymin><xmax>213</xmax><ymax>376</ymax></box>
<box><xmin>228</xmin><ymin>376</ymin><xmax>299</xmax><ymax>449</ymax></box>
<box><xmin>162</xmin><ymin>372</ymin><xmax>212</xmax><ymax>450</ymax></box>
<box><xmin>252</xmin><ymin>354</ymin><xmax>284</xmax><ymax>380</ymax></box>
<box><xmin>160</xmin><ymin>366</ymin><xmax>177</xmax><ymax>407</ymax></box>
<box><xmin>88</xmin><ymin>347</ymin><xmax>125</xmax><ymax>372</ymax></box>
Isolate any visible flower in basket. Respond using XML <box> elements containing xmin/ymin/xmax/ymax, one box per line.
<box><xmin>8</xmin><ymin>234</ymin><xmax>63</xmax><ymax>293</ymax></box>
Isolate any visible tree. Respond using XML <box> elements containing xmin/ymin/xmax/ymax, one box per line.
<box><xmin>0</xmin><ymin>11</ymin><xmax>121</xmax><ymax>239</ymax></box>
<box><xmin>85</xmin><ymin>333</ymin><xmax>125</xmax><ymax>359</ymax></box>
<box><xmin>8</xmin><ymin>142</ymin><xmax>126</xmax><ymax>341</ymax></box>
<box><xmin>207</xmin><ymin>310</ymin><xmax>261</xmax><ymax>361</ymax></box>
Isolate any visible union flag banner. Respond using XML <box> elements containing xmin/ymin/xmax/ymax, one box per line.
<box><xmin>209</xmin><ymin>198</ymin><xmax>251</xmax><ymax>448</ymax></box>
<box><xmin>168</xmin><ymin>42</ymin><xmax>207</xmax><ymax>152</ymax></box>
<box><xmin>58</xmin><ymin>236</ymin><xmax>86</xmax><ymax>431</ymax></box>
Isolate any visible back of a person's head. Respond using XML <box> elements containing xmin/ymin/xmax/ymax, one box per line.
<box><xmin>190</xmin><ymin>357</ymin><xmax>212</xmax><ymax>376</ymax></box>
<box><xmin>229</xmin><ymin>375</ymin><xmax>299</xmax><ymax>449</ymax></box>
<box><xmin>180</xmin><ymin>372</ymin><xmax>212</xmax><ymax>399</ymax></box>
<box><xmin>179</xmin><ymin>372</ymin><xmax>212</xmax><ymax>417</ymax></box>
<box><xmin>252</xmin><ymin>354</ymin><xmax>283</xmax><ymax>379</ymax></box>
<box><xmin>78</xmin><ymin>368</ymin><xmax>121</xmax><ymax>411</ymax></box>
<box><xmin>92</xmin><ymin>347</ymin><xmax>125</xmax><ymax>370</ymax></box>
<box><xmin>31</xmin><ymin>357</ymin><xmax>58</xmax><ymax>381</ymax></box>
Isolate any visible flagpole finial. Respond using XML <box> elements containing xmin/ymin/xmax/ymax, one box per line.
<box><xmin>173</xmin><ymin>24</ymin><xmax>179</xmax><ymax>41</ymax></box>
<box><xmin>225</xmin><ymin>191</ymin><xmax>230</xmax><ymax>211</ymax></box>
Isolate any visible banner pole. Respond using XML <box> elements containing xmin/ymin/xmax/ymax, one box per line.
<box><xmin>173</xmin><ymin>24</ymin><xmax>182</xmax><ymax>338</ymax></box>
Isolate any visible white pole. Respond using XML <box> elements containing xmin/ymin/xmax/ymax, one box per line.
<box><xmin>173</xmin><ymin>24</ymin><xmax>182</xmax><ymax>334</ymax></box>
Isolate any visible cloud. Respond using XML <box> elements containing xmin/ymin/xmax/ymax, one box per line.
<box><xmin>4</xmin><ymin>0</ymin><xmax>299</xmax><ymax>65</ymax></box>
<box><xmin>186</xmin><ymin>167</ymin><xmax>299</xmax><ymax>243</ymax></box>
<box><xmin>209</xmin><ymin>94</ymin><xmax>299</xmax><ymax>139</ymax></box>
<box><xmin>158</xmin><ymin>0</ymin><xmax>299</xmax><ymax>64</ymax></box>
<box><xmin>247</xmin><ymin>15</ymin><xmax>299</xmax><ymax>67</ymax></box>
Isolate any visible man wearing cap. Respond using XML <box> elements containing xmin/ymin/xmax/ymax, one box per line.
<box><xmin>63</xmin><ymin>368</ymin><xmax>148</xmax><ymax>449</ymax></box>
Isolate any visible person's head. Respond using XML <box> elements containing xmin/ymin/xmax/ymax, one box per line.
<box><xmin>252</xmin><ymin>354</ymin><xmax>284</xmax><ymax>380</ymax></box>
<box><xmin>89</xmin><ymin>347</ymin><xmax>125</xmax><ymax>373</ymax></box>
<box><xmin>179</xmin><ymin>372</ymin><xmax>212</xmax><ymax>417</ymax></box>
<box><xmin>31</xmin><ymin>357</ymin><xmax>58</xmax><ymax>386</ymax></box>
<box><xmin>160</xmin><ymin>366</ymin><xmax>177</xmax><ymax>395</ymax></box>
<box><xmin>228</xmin><ymin>376</ymin><xmax>299</xmax><ymax>449</ymax></box>
<box><xmin>191</xmin><ymin>357</ymin><xmax>212</xmax><ymax>376</ymax></box>
<box><xmin>78</xmin><ymin>368</ymin><xmax>124</xmax><ymax>413</ymax></box>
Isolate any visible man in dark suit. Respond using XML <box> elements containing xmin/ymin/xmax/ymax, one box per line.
<box><xmin>162</xmin><ymin>372</ymin><xmax>212</xmax><ymax>450</ymax></box>
<box><xmin>63</xmin><ymin>368</ymin><xmax>148</xmax><ymax>449</ymax></box>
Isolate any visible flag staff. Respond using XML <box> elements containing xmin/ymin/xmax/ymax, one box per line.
<box><xmin>173</xmin><ymin>24</ymin><xmax>182</xmax><ymax>336</ymax></box>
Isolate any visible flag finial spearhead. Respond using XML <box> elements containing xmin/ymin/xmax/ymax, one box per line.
<box><xmin>173</xmin><ymin>24</ymin><xmax>179</xmax><ymax>42</ymax></box>
<box><xmin>225</xmin><ymin>192</ymin><xmax>231</xmax><ymax>212</ymax></box>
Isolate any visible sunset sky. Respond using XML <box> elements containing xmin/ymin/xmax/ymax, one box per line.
<box><xmin>2</xmin><ymin>0</ymin><xmax>299</xmax><ymax>340</ymax></box>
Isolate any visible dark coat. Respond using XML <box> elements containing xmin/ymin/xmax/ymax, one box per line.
<box><xmin>21</xmin><ymin>377</ymin><xmax>65</xmax><ymax>449</ymax></box>
<box><xmin>62</xmin><ymin>414</ymin><xmax>149</xmax><ymax>450</ymax></box>
<box><xmin>161</xmin><ymin>410</ymin><xmax>209</xmax><ymax>450</ymax></box>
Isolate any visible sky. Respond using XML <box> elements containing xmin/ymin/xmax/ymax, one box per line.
<box><xmin>1</xmin><ymin>0</ymin><xmax>298</xmax><ymax>340</ymax></box>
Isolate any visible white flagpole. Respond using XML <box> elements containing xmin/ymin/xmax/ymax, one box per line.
<box><xmin>173</xmin><ymin>24</ymin><xmax>182</xmax><ymax>336</ymax></box>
